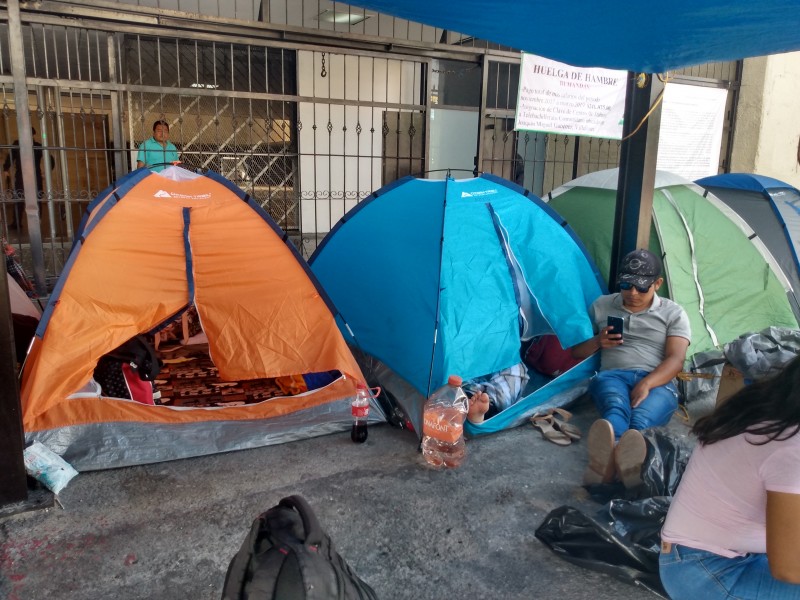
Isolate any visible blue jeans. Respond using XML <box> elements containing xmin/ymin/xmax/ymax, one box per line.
<box><xmin>588</xmin><ymin>369</ymin><xmax>677</xmax><ymax>439</ymax></box>
<box><xmin>660</xmin><ymin>543</ymin><xmax>800</xmax><ymax>599</ymax></box>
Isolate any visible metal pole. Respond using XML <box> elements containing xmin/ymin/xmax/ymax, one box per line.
<box><xmin>475</xmin><ymin>55</ymin><xmax>488</xmax><ymax>176</ymax></box>
<box><xmin>108</xmin><ymin>32</ymin><xmax>127</xmax><ymax>178</ymax></box>
<box><xmin>722</xmin><ymin>60</ymin><xmax>743</xmax><ymax>173</ymax></box>
<box><xmin>610</xmin><ymin>72</ymin><xmax>664</xmax><ymax>286</ymax></box>
<box><xmin>37</xmin><ymin>86</ymin><xmax>58</xmax><ymax>244</ymax></box>
<box><xmin>8</xmin><ymin>0</ymin><xmax>46</xmax><ymax>297</ymax></box>
<box><xmin>423</xmin><ymin>58</ymin><xmax>432</xmax><ymax>176</ymax></box>
<box><xmin>571</xmin><ymin>136</ymin><xmax>580</xmax><ymax>180</ymax></box>
<box><xmin>0</xmin><ymin>0</ymin><xmax>32</xmax><ymax>506</ymax></box>
<box><xmin>52</xmin><ymin>91</ymin><xmax>75</xmax><ymax>240</ymax></box>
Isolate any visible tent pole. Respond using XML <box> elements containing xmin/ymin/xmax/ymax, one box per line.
<box><xmin>425</xmin><ymin>177</ymin><xmax>449</xmax><ymax>401</ymax></box>
<box><xmin>610</xmin><ymin>72</ymin><xmax>664</xmax><ymax>286</ymax></box>
<box><xmin>8</xmin><ymin>0</ymin><xmax>46</xmax><ymax>297</ymax></box>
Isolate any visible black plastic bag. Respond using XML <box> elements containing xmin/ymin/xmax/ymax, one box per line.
<box><xmin>585</xmin><ymin>429</ymin><xmax>692</xmax><ymax>504</ymax></box>
<box><xmin>535</xmin><ymin>430</ymin><xmax>693</xmax><ymax>597</ymax></box>
<box><xmin>535</xmin><ymin>499</ymin><xmax>669</xmax><ymax>597</ymax></box>
<box><xmin>640</xmin><ymin>430</ymin><xmax>692</xmax><ymax>498</ymax></box>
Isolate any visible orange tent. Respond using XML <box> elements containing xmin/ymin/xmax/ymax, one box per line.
<box><xmin>21</xmin><ymin>167</ymin><xmax>366</xmax><ymax>470</ymax></box>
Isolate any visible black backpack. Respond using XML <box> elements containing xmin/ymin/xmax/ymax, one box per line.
<box><xmin>93</xmin><ymin>335</ymin><xmax>162</xmax><ymax>400</ymax></box>
<box><xmin>221</xmin><ymin>495</ymin><xmax>378</xmax><ymax>600</ymax></box>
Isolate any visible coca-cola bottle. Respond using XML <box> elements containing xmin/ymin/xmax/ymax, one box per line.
<box><xmin>421</xmin><ymin>375</ymin><xmax>468</xmax><ymax>468</ymax></box>
<box><xmin>351</xmin><ymin>383</ymin><xmax>370</xmax><ymax>443</ymax></box>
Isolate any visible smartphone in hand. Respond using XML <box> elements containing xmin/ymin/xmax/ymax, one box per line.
<box><xmin>607</xmin><ymin>315</ymin><xmax>624</xmax><ymax>339</ymax></box>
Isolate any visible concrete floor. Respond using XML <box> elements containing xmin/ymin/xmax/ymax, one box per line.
<box><xmin>0</xmin><ymin>395</ymin><xmax>699</xmax><ymax>600</ymax></box>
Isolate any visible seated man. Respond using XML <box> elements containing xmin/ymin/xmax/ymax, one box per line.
<box><xmin>464</xmin><ymin>361</ymin><xmax>529</xmax><ymax>424</ymax></box>
<box><xmin>571</xmin><ymin>249</ymin><xmax>691</xmax><ymax>487</ymax></box>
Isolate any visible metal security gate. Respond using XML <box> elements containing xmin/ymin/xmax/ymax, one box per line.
<box><xmin>0</xmin><ymin>6</ymin><xmax>742</xmax><ymax>296</ymax></box>
<box><xmin>0</xmin><ymin>20</ymin><xmax>433</xmax><ymax>293</ymax></box>
<box><xmin>293</xmin><ymin>48</ymin><xmax>426</xmax><ymax>255</ymax></box>
<box><xmin>0</xmin><ymin>91</ymin><xmax>120</xmax><ymax>286</ymax></box>
<box><xmin>123</xmin><ymin>36</ymin><xmax>300</xmax><ymax>231</ymax></box>
<box><xmin>0</xmin><ymin>23</ymin><xmax>129</xmax><ymax>289</ymax></box>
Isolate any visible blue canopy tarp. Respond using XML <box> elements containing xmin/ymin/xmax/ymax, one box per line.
<box><xmin>347</xmin><ymin>0</ymin><xmax>800</xmax><ymax>72</ymax></box>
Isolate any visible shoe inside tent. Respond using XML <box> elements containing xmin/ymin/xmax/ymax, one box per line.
<box><xmin>21</xmin><ymin>166</ymin><xmax>368</xmax><ymax>470</ymax></box>
<box><xmin>310</xmin><ymin>174</ymin><xmax>606</xmax><ymax>437</ymax></box>
<box><xmin>546</xmin><ymin>168</ymin><xmax>799</xmax><ymax>356</ymax></box>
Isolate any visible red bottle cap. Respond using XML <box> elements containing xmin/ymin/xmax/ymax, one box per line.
<box><xmin>447</xmin><ymin>375</ymin><xmax>462</xmax><ymax>386</ymax></box>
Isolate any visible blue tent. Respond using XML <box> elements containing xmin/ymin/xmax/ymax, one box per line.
<box><xmin>695</xmin><ymin>173</ymin><xmax>800</xmax><ymax>319</ymax></box>
<box><xmin>309</xmin><ymin>174</ymin><xmax>606</xmax><ymax>436</ymax></box>
<box><xmin>347</xmin><ymin>0</ymin><xmax>800</xmax><ymax>72</ymax></box>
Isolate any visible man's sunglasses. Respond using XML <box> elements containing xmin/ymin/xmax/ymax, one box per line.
<box><xmin>619</xmin><ymin>282</ymin><xmax>651</xmax><ymax>293</ymax></box>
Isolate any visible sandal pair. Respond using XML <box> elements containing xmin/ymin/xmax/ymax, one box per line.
<box><xmin>530</xmin><ymin>408</ymin><xmax>582</xmax><ymax>446</ymax></box>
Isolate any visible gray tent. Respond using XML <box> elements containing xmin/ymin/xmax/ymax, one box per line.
<box><xmin>695</xmin><ymin>173</ymin><xmax>800</xmax><ymax>320</ymax></box>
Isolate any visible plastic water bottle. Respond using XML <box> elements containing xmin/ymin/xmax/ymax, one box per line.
<box><xmin>421</xmin><ymin>375</ymin><xmax>468</xmax><ymax>468</ymax></box>
<box><xmin>351</xmin><ymin>383</ymin><xmax>370</xmax><ymax>443</ymax></box>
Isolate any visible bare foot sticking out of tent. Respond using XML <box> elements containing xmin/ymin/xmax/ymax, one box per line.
<box><xmin>466</xmin><ymin>391</ymin><xmax>491</xmax><ymax>424</ymax></box>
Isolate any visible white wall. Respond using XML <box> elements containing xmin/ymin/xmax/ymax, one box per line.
<box><xmin>732</xmin><ymin>52</ymin><xmax>800</xmax><ymax>187</ymax></box>
<box><xmin>754</xmin><ymin>52</ymin><xmax>800</xmax><ymax>187</ymax></box>
<box><xmin>297</xmin><ymin>50</ymin><xmax>422</xmax><ymax>234</ymax></box>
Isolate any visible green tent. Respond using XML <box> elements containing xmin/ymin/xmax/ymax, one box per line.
<box><xmin>547</xmin><ymin>169</ymin><xmax>799</xmax><ymax>356</ymax></box>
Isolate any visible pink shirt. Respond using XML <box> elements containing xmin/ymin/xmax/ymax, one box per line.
<box><xmin>662</xmin><ymin>431</ymin><xmax>800</xmax><ymax>558</ymax></box>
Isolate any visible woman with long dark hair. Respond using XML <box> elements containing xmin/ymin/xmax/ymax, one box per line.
<box><xmin>659</xmin><ymin>356</ymin><xmax>800</xmax><ymax>598</ymax></box>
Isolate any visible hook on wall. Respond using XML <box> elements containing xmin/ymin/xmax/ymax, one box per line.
<box><xmin>321</xmin><ymin>52</ymin><xmax>327</xmax><ymax>78</ymax></box>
